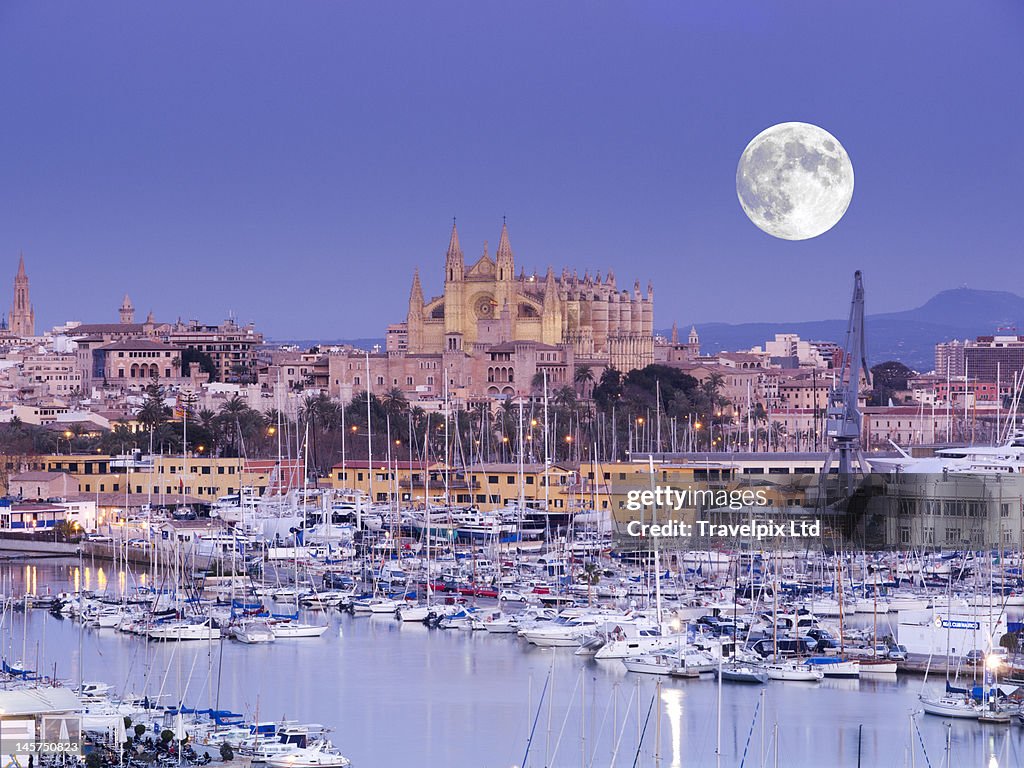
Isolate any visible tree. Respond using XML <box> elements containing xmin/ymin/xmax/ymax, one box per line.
<box><xmin>871</xmin><ymin>360</ymin><xmax>916</xmax><ymax>405</ymax></box>
<box><xmin>581</xmin><ymin>562</ymin><xmax>601</xmax><ymax>605</ymax></box>
<box><xmin>181</xmin><ymin>348</ymin><xmax>218</xmax><ymax>381</ymax></box>
<box><xmin>137</xmin><ymin>384</ymin><xmax>170</xmax><ymax>433</ymax></box>
<box><xmin>592</xmin><ymin>367</ymin><xmax>623</xmax><ymax>411</ymax></box>
<box><xmin>381</xmin><ymin>387</ymin><xmax>408</xmax><ymax>420</ymax></box>
<box><xmin>573</xmin><ymin>365</ymin><xmax>595</xmax><ymax>398</ymax></box>
<box><xmin>531</xmin><ymin>370</ymin><xmax>547</xmax><ymax>393</ymax></box>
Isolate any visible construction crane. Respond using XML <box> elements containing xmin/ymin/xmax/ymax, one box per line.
<box><xmin>823</xmin><ymin>270</ymin><xmax>871</xmax><ymax>485</ymax></box>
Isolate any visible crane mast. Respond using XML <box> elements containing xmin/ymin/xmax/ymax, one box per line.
<box><xmin>824</xmin><ymin>270</ymin><xmax>871</xmax><ymax>482</ymax></box>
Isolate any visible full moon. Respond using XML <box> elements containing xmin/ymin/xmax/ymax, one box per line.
<box><xmin>736</xmin><ymin>122</ymin><xmax>854</xmax><ymax>240</ymax></box>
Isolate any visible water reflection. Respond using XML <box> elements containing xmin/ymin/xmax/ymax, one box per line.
<box><xmin>661</xmin><ymin>686</ymin><xmax>683</xmax><ymax>768</ymax></box>
<box><xmin>3</xmin><ymin>562</ymin><xmax>1024</xmax><ymax>767</ymax></box>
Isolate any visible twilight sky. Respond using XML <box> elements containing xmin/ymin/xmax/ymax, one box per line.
<box><xmin>1</xmin><ymin>1</ymin><xmax>1022</xmax><ymax>340</ymax></box>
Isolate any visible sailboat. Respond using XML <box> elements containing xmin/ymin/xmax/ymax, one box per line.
<box><xmin>920</xmin><ymin>686</ymin><xmax>981</xmax><ymax>719</ymax></box>
<box><xmin>763</xmin><ymin>660</ymin><xmax>823</xmax><ymax>682</ymax></box>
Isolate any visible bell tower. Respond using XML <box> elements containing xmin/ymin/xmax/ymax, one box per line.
<box><xmin>120</xmin><ymin>294</ymin><xmax>135</xmax><ymax>324</ymax></box>
<box><xmin>9</xmin><ymin>254</ymin><xmax>34</xmax><ymax>337</ymax></box>
<box><xmin>443</xmin><ymin>219</ymin><xmax>465</xmax><ymax>338</ymax></box>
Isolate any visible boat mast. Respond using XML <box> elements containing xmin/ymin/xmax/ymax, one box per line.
<box><xmin>366</xmin><ymin>351</ymin><xmax>374</xmax><ymax>506</ymax></box>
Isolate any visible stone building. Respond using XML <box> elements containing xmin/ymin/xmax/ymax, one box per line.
<box><xmin>389</xmin><ymin>221</ymin><xmax>654</xmax><ymax>372</ymax></box>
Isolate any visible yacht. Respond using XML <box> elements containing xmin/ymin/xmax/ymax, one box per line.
<box><xmin>148</xmin><ymin>618</ymin><xmax>221</xmax><ymax>641</ymax></box>
<box><xmin>234</xmin><ymin>621</ymin><xmax>276</xmax><ymax>644</ymax></box>
<box><xmin>269</xmin><ymin>619</ymin><xmax>329</xmax><ymax>638</ymax></box>
<box><xmin>763</xmin><ymin>661</ymin><xmax>824</xmax><ymax>682</ymax></box>
<box><xmin>265</xmin><ymin>743</ymin><xmax>351</xmax><ymax>768</ymax></box>
<box><xmin>920</xmin><ymin>692</ymin><xmax>981</xmax><ymax>719</ymax></box>
<box><xmin>869</xmin><ymin>430</ymin><xmax>1024</xmax><ymax>474</ymax></box>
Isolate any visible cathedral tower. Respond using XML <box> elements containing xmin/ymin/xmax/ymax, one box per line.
<box><xmin>495</xmin><ymin>220</ymin><xmax>515</xmax><ymax>311</ymax></box>
<box><xmin>443</xmin><ymin>220</ymin><xmax>465</xmax><ymax>349</ymax></box>
<box><xmin>9</xmin><ymin>254</ymin><xmax>34</xmax><ymax>337</ymax></box>
<box><xmin>407</xmin><ymin>269</ymin><xmax>425</xmax><ymax>351</ymax></box>
<box><xmin>120</xmin><ymin>294</ymin><xmax>135</xmax><ymax>324</ymax></box>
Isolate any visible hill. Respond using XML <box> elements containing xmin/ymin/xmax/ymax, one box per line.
<box><xmin>675</xmin><ymin>288</ymin><xmax>1024</xmax><ymax>372</ymax></box>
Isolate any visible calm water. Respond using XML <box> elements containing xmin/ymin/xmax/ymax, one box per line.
<box><xmin>2</xmin><ymin>561</ymin><xmax>1023</xmax><ymax>768</ymax></box>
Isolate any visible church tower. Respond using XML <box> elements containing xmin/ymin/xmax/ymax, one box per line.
<box><xmin>120</xmin><ymin>294</ymin><xmax>135</xmax><ymax>324</ymax></box>
<box><xmin>443</xmin><ymin>219</ymin><xmax>465</xmax><ymax>350</ymax></box>
<box><xmin>9</xmin><ymin>254</ymin><xmax>34</xmax><ymax>337</ymax></box>
<box><xmin>407</xmin><ymin>268</ymin><xmax>425</xmax><ymax>351</ymax></box>
<box><xmin>495</xmin><ymin>220</ymin><xmax>515</xmax><ymax>313</ymax></box>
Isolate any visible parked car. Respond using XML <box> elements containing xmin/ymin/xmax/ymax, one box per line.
<box><xmin>498</xmin><ymin>590</ymin><xmax>531</xmax><ymax>603</ymax></box>
<box><xmin>887</xmin><ymin>644</ymin><xmax>908</xmax><ymax>661</ymax></box>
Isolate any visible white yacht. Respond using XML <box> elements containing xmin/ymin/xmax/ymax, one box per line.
<box><xmin>269</xmin><ymin>619</ymin><xmax>329</xmax><ymax>638</ymax></box>
<box><xmin>265</xmin><ymin>742</ymin><xmax>351</xmax><ymax>768</ymax></box>
<box><xmin>920</xmin><ymin>692</ymin><xmax>981</xmax><ymax>719</ymax></box>
<box><xmin>234</xmin><ymin>621</ymin><xmax>276</xmax><ymax>644</ymax></box>
<box><xmin>148</xmin><ymin>618</ymin><xmax>221</xmax><ymax>641</ymax></box>
<box><xmin>764</xmin><ymin>661</ymin><xmax>824</xmax><ymax>682</ymax></box>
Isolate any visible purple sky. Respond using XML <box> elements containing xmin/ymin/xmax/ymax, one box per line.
<box><xmin>2</xmin><ymin>1</ymin><xmax>1022</xmax><ymax>339</ymax></box>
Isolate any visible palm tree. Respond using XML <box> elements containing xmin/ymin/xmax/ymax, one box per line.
<box><xmin>552</xmin><ymin>385</ymin><xmax>577</xmax><ymax>411</ymax></box>
<box><xmin>137</xmin><ymin>388</ymin><xmax>170</xmax><ymax>433</ymax></box>
<box><xmin>581</xmin><ymin>561</ymin><xmax>601</xmax><ymax>606</ymax></box>
<box><xmin>574</xmin><ymin>365</ymin><xmax>595</xmax><ymax>398</ymax></box>
<box><xmin>220</xmin><ymin>394</ymin><xmax>248</xmax><ymax>417</ymax></box>
<box><xmin>531</xmin><ymin>370</ymin><xmax>547</xmax><ymax>393</ymax></box>
<box><xmin>381</xmin><ymin>387</ymin><xmax>408</xmax><ymax>420</ymax></box>
<box><xmin>701</xmin><ymin>372</ymin><xmax>725</xmax><ymax>402</ymax></box>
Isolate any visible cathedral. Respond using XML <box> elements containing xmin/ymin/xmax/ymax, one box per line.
<box><xmin>394</xmin><ymin>221</ymin><xmax>654</xmax><ymax>372</ymax></box>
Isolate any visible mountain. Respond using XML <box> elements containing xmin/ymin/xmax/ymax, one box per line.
<box><xmin>674</xmin><ymin>288</ymin><xmax>1024</xmax><ymax>372</ymax></box>
<box><xmin>266</xmin><ymin>337</ymin><xmax>386</xmax><ymax>351</ymax></box>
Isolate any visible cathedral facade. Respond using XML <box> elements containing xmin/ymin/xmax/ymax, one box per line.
<box><xmin>391</xmin><ymin>222</ymin><xmax>654</xmax><ymax>372</ymax></box>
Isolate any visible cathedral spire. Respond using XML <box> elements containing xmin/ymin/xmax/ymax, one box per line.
<box><xmin>445</xmin><ymin>219</ymin><xmax>464</xmax><ymax>283</ymax></box>
<box><xmin>542</xmin><ymin>266</ymin><xmax>557</xmax><ymax>309</ymax></box>
<box><xmin>409</xmin><ymin>268</ymin><xmax>424</xmax><ymax>308</ymax></box>
<box><xmin>496</xmin><ymin>219</ymin><xmax>514</xmax><ymax>281</ymax></box>
<box><xmin>9</xmin><ymin>253</ymin><xmax>34</xmax><ymax>336</ymax></box>
<box><xmin>447</xmin><ymin>218</ymin><xmax>462</xmax><ymax>259</ymax></box>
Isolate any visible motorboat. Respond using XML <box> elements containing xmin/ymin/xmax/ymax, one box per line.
<box><xmin>593</xmin><ymin>629</ymin><xmax>685</xmax><ymax>660</ymax></box>
<box><xmin>521</xmin><ymin>615</ymin><xmax>605</xmax><ymax>647</ymax></box>
<box><xmin>234</xmin><ymin>622</ymin><xmax>276</xmax><ymax>644</ymax></box>
<box><xmin>395</xmin><ymin>603</ymin><xmax>432</xmax><ymax>622</ymax></box>
<box><xmin>265</xmin><ymin>742</ymin><xmax>351</xmax><ymax>768</ymax></box>
<box><xmin>622</xmin><ymin>653</ymin><xmax>675</xmax><ymax>675</ymax></box>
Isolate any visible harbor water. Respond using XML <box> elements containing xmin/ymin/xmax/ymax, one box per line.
<box><xmin>2</xmin><ymin>561</ymin><xmax>1023</xmax><ymax>767</ymax></box>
